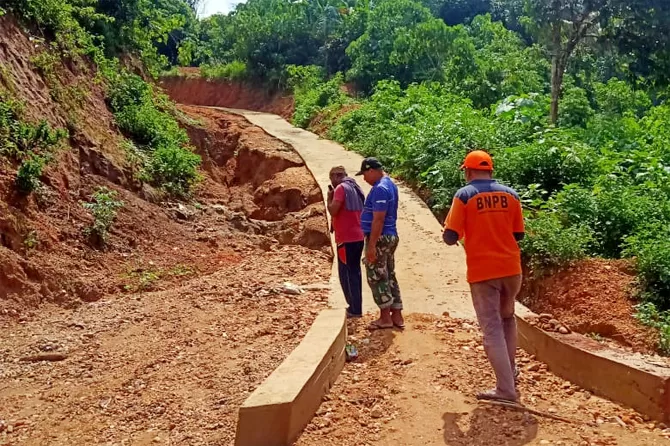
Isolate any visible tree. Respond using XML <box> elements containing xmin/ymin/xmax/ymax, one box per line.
<box><xmin>604</xmin><ymin>0</ymin><xmax>670</xmax><ymax>87</ymax></box>
<box><xmin>520</xmin><ymin>0</ymin><xmax>608</xmax><ymax>124</ymax></box>
<box><xmin>519</xmin><ymin>0</ymin><xmax>670</xmax><ymax>124</ymax></box>
<box><xmin>346</xmin><ymin>0</ymin><xmax>447</xmax><ymax>91</ymax></box>
<box><xmin>432</xmin><ymin>0</ymin><xmax>491</xmax><ymax>25</ymax></box>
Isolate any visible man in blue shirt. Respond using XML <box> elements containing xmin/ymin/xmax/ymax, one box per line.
<box><xmin>357</xmin><ymin>158</ymin><xmax>403</xmax><ymax>330</ymax></box>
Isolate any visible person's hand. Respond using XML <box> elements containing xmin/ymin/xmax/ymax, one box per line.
<box><xmin>327</xmin><ymin>188</ymin><xmax>334</xmax><ymax>202</ymax></box>
<box><xmin>366</xmin><ymin>244</ymin><xmax>377</xmax><ymax>264</ymax></box>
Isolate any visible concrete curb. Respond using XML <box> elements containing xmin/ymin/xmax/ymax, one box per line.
<box><xmin>235</xmin><ymin>308</ymin><xmax>347</xmax><ymax>446</ymax></box>
<box><xmin>516</xmin><ymin>303</ymin><xmax>670</xmax><ymax>421</ymax></box>
<box><xmin>226</xmin><ymin>110</ymin><xmax>348</xmax><ymax>446</ymax></box>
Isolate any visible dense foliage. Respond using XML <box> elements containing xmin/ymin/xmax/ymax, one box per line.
<box><xmin>0</xmin><ymin>0</ymin><xmax>202</xmax><ymax>197</ymax></box>
<box><xmin>0</xmin><ymin>89</ymin><xmax>68</xmax><ymax>194</ymax></box>
<box><xmin>186</xmin><ymin>0</ymin><xmax>670</xmax><ymax>350</ymax></box>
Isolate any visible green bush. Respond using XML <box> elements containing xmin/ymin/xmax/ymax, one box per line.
<box><xmin>520</xmin><ymin>211</ymin><xmax>593</xmax><ymax>276</ymax></box>
<box><xmin>2</xmin><ymin>91</ymin><xmax>68</xmax><ymax>193</ymax></box>
<box><xmin>145</xmin><ymin>145</ymin><xmax>201</xmax><ymax>198</ymax></box>
<box><xmin>201</xmin><ymin>61</ymin><xmax>248</xmax><ymax>81</ymax></box>
<box><xmin>495</xmin><ymin>128</ymin><xmax>598</xmax><ymax>197</ymax></box>
<box><xmin>559</xmin><ymin>86</ymin><xmax>594</xmax><ymax>128</ymax></box>
<box><xmin>549</xmin><ymin>182</ymin><xmax>670</xmax><ymax>259</ymax></box>
<box><xmin>635</xmin><ymin>303</ymin><xmax>670</xmax><ymax>354</ymax></box>
<box><xmin>291</xmin><ymin>72</ymin><xmax>349</xmax><ymax>129</ymax></box>
<box><xmin>492</xmin><ymin>93</ymin><xmax>551</xmax><ymax>145</ymax></box>
<box><xmin>16</xmin><ymin>155</ymin><xmax>46</xmax><ymax>193</ymax></box>
<box><xmin>104</xmin><ymin>70</ymin><xmax>200</xmax><ymax>197</ymax></box>
<box><xmin>82</xmin><ymin>187</ymin><xmax>124</xmax><ymax>246</ymax></box>
<box><xmin>624</xmin><ymin>225</ymin><xmax>670</xmax><ymax>309</ymax></box>
<box><xmin>594</xmin><ymin>79</ymin><xmax>651</xmax><ymax>118</ymax></box>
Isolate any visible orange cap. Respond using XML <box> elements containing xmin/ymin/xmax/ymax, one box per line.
<box><xmin>461</xmin><ymin>150</ymin><xmax>493</xmax><ymax>171</ymax></box>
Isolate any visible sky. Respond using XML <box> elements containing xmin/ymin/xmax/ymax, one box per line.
<box><xmin>199</xmin><ymin>0</ymin><xmax>246</xmax><ymax>17</ymax></box>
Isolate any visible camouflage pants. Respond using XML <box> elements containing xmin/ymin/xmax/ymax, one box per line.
<box><xmin>364</xmin><ymin>235</ymin><xmax>402</xmax><ymax>310</ymax></box>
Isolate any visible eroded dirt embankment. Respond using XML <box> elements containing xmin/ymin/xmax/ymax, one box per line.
<box><xmin>1</xmin><ymin>15</ymin><xmax>334</xmax><ymax>445</ymax></box>
<box><xmin>161</xmin><ymin>72</ymin><xmax>294</xmax><ymax>119</ymax></box>
<box><xmin>0</xmin><ymin>14</ymin><xmax>330</xmax><ymax>315</ymax></box>
<box><xmin>519</xmin><ymin>259</ymin><xmax>658</xmax><ymax>354</ymax></box>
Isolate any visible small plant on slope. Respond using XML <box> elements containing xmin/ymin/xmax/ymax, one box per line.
<box><xmin>82</xmin><ymin>187</ymin><xmax>124</xmax><ymax>246</ymax></box>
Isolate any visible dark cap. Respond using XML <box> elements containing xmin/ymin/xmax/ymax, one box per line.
<box><xmin>355</xmin><ymin>157</ymin><xmax>383</xmax><ymax>175</ymax></box>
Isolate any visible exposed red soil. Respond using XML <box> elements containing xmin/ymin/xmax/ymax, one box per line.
<box><xmin>1</xmin><ymin>15</ymin><xmax>333</xmax><ymax>445</ymax></box>
<box><xmin>0</xmin><ymin>245</ymin><xmax>331</xmax><ymax>445</ymax></box>
<box><xmin>161</xmin><ymin>70</ymin><xmax>294</xmax><ymax>120</ymax></box>
<box><xmin>0</xmin><ymin>14</ymin><xmax>330</xmax><ymax>315</ymax></box>
<box><xmin>296</xmin><ymin>314</ymin><xmax>669</xmax><ymax>446</ymax></box>
<box><xmin>519</xmin><ymin>259</ymin><xmax>658</xmax><ymax>353</ymax></box>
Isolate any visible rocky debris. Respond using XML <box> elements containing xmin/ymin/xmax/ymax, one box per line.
<box><xmin>280</xmin><ymin>282</ymin><xmax>304</xmax><ymax>295</ymax></box>
<box><xmin>19</xmin><ymin>353</ymin><xmax>68</xmax><ymax>362</ymax></box>
<box><xmin>168</xmin><ymin>203</ymin><xmax>198</xmax><ymax>221</ymax></box>
<box><xmin>297</xmin><ymin>313</ymin><xmax>668</xmax><ymax>446</ymax></box>
<box><xmin>529</xmin><ymin>313</ymin><xmax>572</xmax><ymax>335</ymax></box>
<box><xmin>370</xmin><ymin>405</ymin><xmax>384</xmax><ymax>419</ymax></box>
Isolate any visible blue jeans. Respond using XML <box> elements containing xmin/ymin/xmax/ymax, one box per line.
<box><xmin>337</xmin><ymin>241</ymin><xmax>364</xmax><ymax>316</ymax></box>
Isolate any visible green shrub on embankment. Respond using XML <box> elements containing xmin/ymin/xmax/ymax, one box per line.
<box><xmin>287</xmin><ymin>70</ymin><xmax>670</xmax><ymax>354</ymax></box>
<box><xmin>1</xmin><ymin>0</ymin><xmax>202</xmax><ymax>198</ymax></box>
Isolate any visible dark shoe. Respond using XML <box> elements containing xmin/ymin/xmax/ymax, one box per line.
<box><xmin>347</xmin><ymin>311</ymin><xmax>363</xmax><ymax>319</ymax></box>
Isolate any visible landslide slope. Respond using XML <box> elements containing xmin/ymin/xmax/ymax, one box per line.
<box><xmin>1</xmin><ymin>14</ymin><xmax>333</xmax><ymax>446</ymax></box>
<box><xmin>0</xmin><ymin>15</ymin><xmax>330</xmax><ymax>315</ymax></box>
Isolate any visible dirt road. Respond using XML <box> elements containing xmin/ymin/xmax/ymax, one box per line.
<box><xmin>217</xmin><ymin>109</ymin><xmax>670</xmax><ymax>446</ymax></box>
<box><xmin>222</xmin><ymin>109</ymin><xmax>474</xmax><ymax>319</ymax></box>
<box><xmin>297</xmin><ymin>314</ymin><xmax>670</xmax><ymax>446</ymax></box>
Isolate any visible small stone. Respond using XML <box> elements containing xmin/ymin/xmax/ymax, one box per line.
<box><xmin>527</xmin><ymin>363</ymin><xmax>541</xmax><ymax>372</ymax></box>
<box><xmin>281</xmin><ymin>282</ymin><xmax>303</xmax><ymax>295</ymax></box>
<box><xmin>558</xmin><ymin>326</ymin><xmax>570</xmax><ymax>335</ymax></box>
<box><xmin>370</xmin><ymin>405</ymin><xmax>383</xmax><ymax>419</ymax></box>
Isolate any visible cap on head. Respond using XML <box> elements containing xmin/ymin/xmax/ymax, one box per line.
<box><xmin>356</xmin><ymin>157</ymin><xmax>383</xmax><ymax>176</ymax></box>
<box><xmin>461</xmin><ymin>150</ymin><xmax>493</xmax><ymax>171</ymax></box>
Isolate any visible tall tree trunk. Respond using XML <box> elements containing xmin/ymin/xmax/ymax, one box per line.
<box><xmin>549</xmin><ymin>21</ymin><xmax>564</xmax><ymax>125</ymax></box>
<box><xmin>550</xmin><ymin>53</ymin><xmax>565</xmax><ymax>125</ymax></box>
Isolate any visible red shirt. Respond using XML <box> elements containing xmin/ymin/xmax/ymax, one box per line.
<box><xmin>332</xmin><ymin>185</ymin><xmax>364</xmax><ymax>244</ymax></box>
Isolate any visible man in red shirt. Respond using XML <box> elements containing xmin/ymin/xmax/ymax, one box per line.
<box><xmin>328</xmin><ymin>166</ymin><xmax>365</xmax><ymax>318</ymax></box>
<box><xmin>443</xmin><ymin>150</ymin><xmax>525</xmax><ymax>403</ymax></box>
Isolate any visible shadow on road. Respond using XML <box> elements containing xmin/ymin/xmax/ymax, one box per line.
<box><xmin>442</xmin><ymin>407</ymin><xmax>538</xmax><ymax>446</ymax></box>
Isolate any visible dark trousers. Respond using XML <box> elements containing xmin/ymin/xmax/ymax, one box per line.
<box><xmin>337</xmin><ymin>240</ymin><xmax>364</xmax><ymax>316</ymax></box>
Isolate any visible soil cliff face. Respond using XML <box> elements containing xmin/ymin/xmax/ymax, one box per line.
<box><xmin>161</xmin><ymin>70</ymin><xmax>294</xmax><ymax>119</ymax></box>
<box><xmin>0</xmin><ymin>16</ymin><xmax>329</xmax><ymax>316</ymax></box>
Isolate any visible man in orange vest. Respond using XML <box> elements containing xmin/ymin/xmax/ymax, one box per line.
<box><xmin>443</xmin><ymin>150</ymin><xmax>525</xmax><ymax>403</ymax></box>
